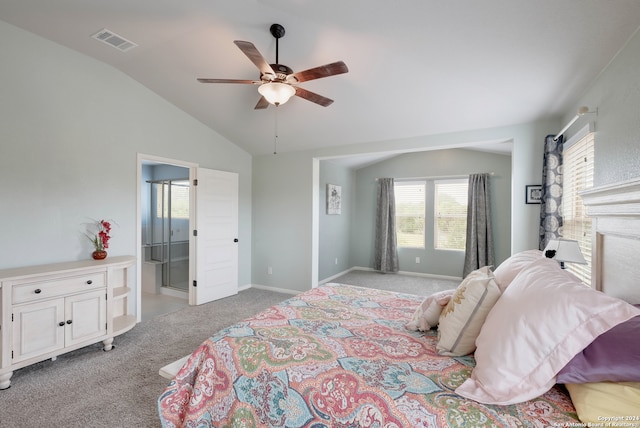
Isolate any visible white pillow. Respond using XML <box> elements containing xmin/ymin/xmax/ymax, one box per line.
<box><xmin>455</xmin><ymin>257</ymin><xmax>640</xmax><ymax>405</ymax></box>
<box><xmin>436</xmin><ymin>266</ymin><xmax>501</xmax><ymax>356</ymax></box>
<box><xmin>493</xmin><ymin>249</ymin><xmax>543</xmax><ymax>292</ymax></box>
<box><xmin>405</xmin><ymin>289</ymin><xmax>455</xmax><ymax>331</ymax></box>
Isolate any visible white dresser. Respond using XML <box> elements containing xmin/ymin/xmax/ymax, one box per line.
<box><xmin>0</xmin><ymin>255</ymin><xmax>136</xmax><ymax>389</ymax></box>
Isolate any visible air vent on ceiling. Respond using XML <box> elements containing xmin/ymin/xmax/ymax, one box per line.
<box><xmin>91</xmin><ymin>29</ymin><xmax>138</xmax><ymax>52</ymax></box>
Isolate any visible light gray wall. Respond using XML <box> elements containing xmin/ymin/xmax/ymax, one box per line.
<box><xmin>318</xmin><ymin>161</ymin><xmax>355</xmax><ymax>280</ymax></box>
<box><xmin>252</xmin><ymin>151</ymin><xmax>314</xmax><ymax>292</ymax></box>
<box><xmin>560</xmin><ymin>27</ymin><xmax>640</xmax><ymax>187</ymax></box>
<box><xmin>7</xmin><ymin>16</ymin><xmax>639</xmax><ymax>297</ymax></box>
<box><xmin>253</xmin><ymin>120</ymin><xmax>556</xmax><ymax>292</ymax></box>
<box><xmin>349</xmin><ymin>149</ymin><xmax>511</xmax><ymax>278</ymax></box>
<box><xmin>0</xmin><ymin>22</ymin><xmax>253</xmax><ymax>292</ymax></box>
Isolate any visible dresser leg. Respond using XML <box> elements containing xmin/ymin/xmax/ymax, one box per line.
<box><xmin>102</xmin><ymin>337</ymin><xmax>114</xmax><ymax>351</ymax></box>
<box><xmin>0</xmin><ymin>371</ymin><xmax>12</xmax><ymax>390</ymax></box>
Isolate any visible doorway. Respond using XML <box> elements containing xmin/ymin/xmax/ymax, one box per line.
<box><xmin>136</xmin><ymin>154</ymin><xmax>240</xmax><ymax>322</ymax></box>
<box><xmin>138</xmin><ymin>157</ymin><xmax>195</xmax><ymax>321</ymax></box>
<box><xmin>146</xmin><ymin>177</ymin><xmax>190</xmax><ymax>295</ymax></box>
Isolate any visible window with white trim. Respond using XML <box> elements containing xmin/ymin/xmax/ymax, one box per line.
<box><xmin>394</xmin><ymin>181</ymin><xmax>426</xmax><ymax>248</ymax></box>
<box><xmin>434</xmin><ymin>179</ymin><xmax>468</xmax><ymax>250</ymax></box>
<box><xmin>562</xmin><ymin>131</ymin><xmax>594</xmax><ymax>284</ymax></box>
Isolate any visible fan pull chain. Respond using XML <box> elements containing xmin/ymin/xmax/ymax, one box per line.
<box><xmin>273</xmin><ymin>105</ymin><xmax>279</xmax><ymax>155</ymax></box>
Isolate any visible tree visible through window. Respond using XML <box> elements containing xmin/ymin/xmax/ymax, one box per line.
<box><xmin>394</xmin><ymin>181</ymin><xmax>426</xmax><ymax>248</ymax></box>
<box><xmin>435</xmin><ymin>180</ymin><xmax>468</xmax><ymax>250</ymax></box>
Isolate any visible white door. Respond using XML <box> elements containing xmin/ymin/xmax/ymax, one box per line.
<box><xmin>191</xmin><ymin>168</ymin><xmax>239</xmax><ymax>305</ymax></box>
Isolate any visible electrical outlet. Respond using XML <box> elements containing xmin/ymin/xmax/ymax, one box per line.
<box><xmin>415</xmin><ymin>257</ymin><xmax>421</xmax><ymax>264</ymax></box>
<box><xmin>268</xmin><ymin>266</ymin><xmax>273</xmax><ymax>275</ymax></box>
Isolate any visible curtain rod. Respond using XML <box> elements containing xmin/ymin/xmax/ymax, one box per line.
<box><xmin>553</xmin><ymin>106</ymin><xmax>597</xmax><ymax>141</ymax></box>
<box><xmin>376</xmin><ymin>172</ymin><xmax>494</xmax><ymax>181</ymax></box>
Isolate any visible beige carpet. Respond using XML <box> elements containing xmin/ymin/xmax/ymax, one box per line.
<box><xmin>331</xmin><ymin>269</ymin><xmax>460</xmax><ymax>295</ymax></box>
<box><xmin>0</xmin><ymin>288</ymin><xmax>290</xmax><ymax>428</ymax></box>
<box><xmin>0</xmin><ymin>272</ymin><xmax>458</xmax><ymax>427</ymax></box>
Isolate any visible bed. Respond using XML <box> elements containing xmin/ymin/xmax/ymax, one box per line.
<box><xmin>158</xmin><ymin>178</ymin><xmax>640</xmax><ymax>427</ymax></box>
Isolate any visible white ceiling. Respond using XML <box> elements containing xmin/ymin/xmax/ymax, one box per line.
<box><xmin>2</xmin><ymin>0</ymin><xmax>640</xmax><ymax>159</ymax></box>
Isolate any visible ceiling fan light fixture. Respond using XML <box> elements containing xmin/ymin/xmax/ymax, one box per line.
<box><xmin>258</xmin><ymin>82</ymin><xmax>296</xmax><ymax>106</ymax></box>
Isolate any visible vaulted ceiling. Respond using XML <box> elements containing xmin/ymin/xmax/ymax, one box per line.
<box><xmin>2</xmin><ymin>0</ymin><xmax>640</xmax><ymax>157</ymax></box>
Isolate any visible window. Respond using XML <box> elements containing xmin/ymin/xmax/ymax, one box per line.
<box><xmin>562</xmin><ymin>131</ymin><xmax>594</xmax><ymax>284</ymax></box>
<box><xmin>394</xmin><ymin>181</ymin><xmax>426</xmax><ymax>248</ymax></box>
<box><xmin>434</xmin><ymin>180</ymin><xmax>468</xmax><ymax>250</ymax></box>
<box><xmin>155</xmin><ymin>181</ymin><xmax>190</xmax><ymax>220</ymax></box>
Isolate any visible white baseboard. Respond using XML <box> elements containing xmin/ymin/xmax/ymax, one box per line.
<box><xmin>318</xmin><ymin>267</ymin><xmax>358</xmax><ymax>284</ymax></box>
<box><xmin>396</xmin><ymin>269</ymin><xmax>461</xmax><ymax>282</ymax></box>
<box><xmin>245</xmin><ymin>268</ymin><xmax>462</xmax><ymax>295</ymax></box>
<box><xmin>245</xmin><ymin>283</ymin><xmax>301</xmax><ymax>295</ymax></box>
<box><xmin>238</xmin><ymin>283</ymin><xmax>252</xmax><ymax>292</ymax></box>
<box><xmin>321</xmin><ymin>266</ymin><xmax>461</xmax><ymax>284</ymax></box>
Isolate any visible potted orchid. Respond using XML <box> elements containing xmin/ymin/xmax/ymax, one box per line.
<box><xmin>87</xmin><ymin>219</ymin><xmax>113</xmax><ymax>260</ymax></box>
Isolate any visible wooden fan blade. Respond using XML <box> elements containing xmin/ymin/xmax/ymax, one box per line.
<box><xmin>295</xmin><ymin>87</ymin><xmax>334</xmax><ymax>107</ymax></box>
<box><xmin>254</xmin><ymin>96</ymin><xmax>270</xmax><ymax>109</ymax></box>
<box><xmin>288</xmin><ymin>61</ymin><xmax>348</xmax><ymax>83</ymax></box>
<box><xmin>197</xmin><ymin>78</ymin><xmax>260</xmax><ymax>84</ymax></box>
<box><xmin>234</xmin><ymin>40</ymin><xmax>276</xmax><ymax>77</ymax></box>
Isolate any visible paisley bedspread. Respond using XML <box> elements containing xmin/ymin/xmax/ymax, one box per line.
<box><xmin>158</xmin><ymin>284</ymin><xmax>579</xmax><ymax>427</ymax></box>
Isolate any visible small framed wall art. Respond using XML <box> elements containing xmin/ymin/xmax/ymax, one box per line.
<box><xmin>525</xmin><ymin>185</ymin><xmax>542</xmax><ymax>204</ymax></box>
<box><xmin>326</xmin><ymin>184</ymin><xmax>342</xmax><ymax>215</ymax></box>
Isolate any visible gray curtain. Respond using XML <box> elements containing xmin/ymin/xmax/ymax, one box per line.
<box><xmin>374</xmin><ymin>178</ymin><xmax>399</xmax><ymax>273</ymax></box>
<box><xmin>539</xmin><ymin>135</ymin><xmax>563</xmax><ymax>250</ymax></box>
<box><xmin>463</xmin><ymin>173</ymin><xmax>494</xmax><ymax>277</ymax></box>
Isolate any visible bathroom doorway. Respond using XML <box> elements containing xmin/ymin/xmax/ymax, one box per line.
<box><xmin>147</xmin><ymin>177</ymin><xmax>190</xmax><ymax>293</ymax></box>
<box><xmin>137</xmin><ymin>155</ymin><xmax>239</xmax><ymax>321</ymax></box>
<box><xmin>140</xmin><ymin>161</ymin><xmax>191</xmax><ymax>319</ymax></box>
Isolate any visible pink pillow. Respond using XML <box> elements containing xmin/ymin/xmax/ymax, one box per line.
<box><xmin>492</xmin><ymin>249</ymin><xmax>543</xmax><ymax>292</ymax></box>
<box><xmin>405</xmin><ymin>289</ymin><xmax>455</xmax><ymax>331</ymax></box>
<box><xmin>455</xmin><ymin>257</ymin><xmax>640</xmax><ymax>405</ymax></box>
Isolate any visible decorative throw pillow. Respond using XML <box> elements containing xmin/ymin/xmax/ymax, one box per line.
<box><xmin>492</xmin><ymin>249</ymin><xmax>542</xmax><ymax>292</ymax></box>
<box><xmin>455</xmin><ymin>257</ymin><xmax>640</xmax><ymax>405</ymax></box>
<box><xmin>436</xmin><ymin>266</ymin><xmax>501</xmax><ymax>356</ymax></box>
<box><xmin>405</xmin><ymin>289</ymin><xmax>455</xmax><ymax>331</ymax></box>
<box><xmin>566</xmin><ymin>382</ymin><xmax>640</xmax><ymax>423</ymax></box>
<box><xmin>557</xmin><ymin>314</ymin><xmax>640</xmax><ymax>383</ymax></box>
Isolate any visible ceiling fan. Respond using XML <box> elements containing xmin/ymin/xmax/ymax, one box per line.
<box><xmin>197</xmin><ymin>24</ymin><xmax>348</xmax><ymax>109</ymax></box>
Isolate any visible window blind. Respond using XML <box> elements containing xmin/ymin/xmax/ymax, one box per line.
<box><xmin>394</xmin><ymin>181</ymin><xmax>426</xmax><ymax>248</ymax></box>
<box><xmin>435</xmin><ymin>179</ymin><xmax>468</xmax><ymax>250</ymax></box>
<box><xmin>562</xmin><ymin>132</ymin><xmax>594</xmax><ymax>284</ymax></box>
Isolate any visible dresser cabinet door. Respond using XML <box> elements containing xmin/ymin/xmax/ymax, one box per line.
<box><xmin>64</xmin><ymin>290</ymin><xmax>107</xmax><ymax>347</ymax></box>
<box><xmin>12</xmin><ymin>299</ymin><xmax>65</xmax><ymax>363</ymax></box>
<box><xmin>12</xmin><ymin>290</ymin><xmax>107</xmax><ymax>363</ymax></box>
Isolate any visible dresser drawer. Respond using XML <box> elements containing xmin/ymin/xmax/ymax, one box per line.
<box><xmin>12</xmin><ymin>272</ymin><xmax>106</xmax><ymax>304</ymax></box>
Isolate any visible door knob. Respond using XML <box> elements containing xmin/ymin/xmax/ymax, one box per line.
<box><xmin>234</xmin><ymin>238</ymin><xmax>239</xmax><ymax>242</ymax></box>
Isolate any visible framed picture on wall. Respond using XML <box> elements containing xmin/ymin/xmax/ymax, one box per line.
<box><xmin>526</xmin><ymin>185</ymin><xmax>542</xmax><ymax>204</ymax></box>
<box><xmin>326</xmin><ymin>184</ymin><xmax>342</xmax><ymax>215</ymax></box>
